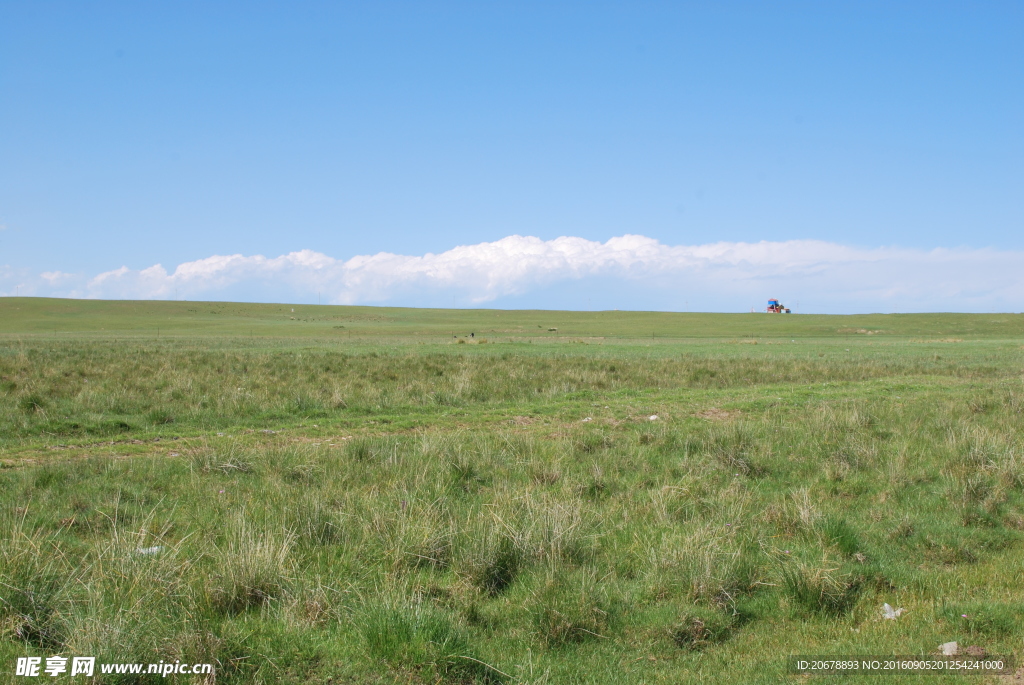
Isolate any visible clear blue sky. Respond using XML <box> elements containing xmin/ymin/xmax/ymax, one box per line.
<box><xmin>1</xmin><ymin>2</ymin><xmax>1022</xmax><ymax>311</ymax></box>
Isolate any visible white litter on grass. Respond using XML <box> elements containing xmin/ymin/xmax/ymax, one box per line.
<box><xmin>581</xmin><ymin>417</ymin><xmax>593</xmax><ymax>422</ymax></box>
<box><xmin>881</xmin><ymin>603</ymin><xmax>906</xmax><ymax>620</ymax></box>
<box><xmin>136</xmin><ymin>546</ymin><xmax>164</xmax><ymax>556</ymax></box>
<box><xmin>649</xmin><ymin>415</ymin><xmax>659</xmax><ymax>421</ymax></box>
<box><xmin>939</xmin><ymin>642</ymin><xmax>958</xmax><ymax>656</ymax></box>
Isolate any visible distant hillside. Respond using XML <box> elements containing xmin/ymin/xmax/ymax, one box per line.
<box><xmin>1</xmin><ymin>297</ymin><xmax>1023</xmax><ymax>340</ymax></box>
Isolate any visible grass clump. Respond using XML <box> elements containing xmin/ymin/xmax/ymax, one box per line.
<box><xmin>704</xmin><ymin>423</ymin><xmax>767</xmax><ymax>477</ymax></box>
<box><xmin>17</xmin><ymin>393</ymin><xmax>47</xmax><ymax>413</ymax></box>
<box><xmin>938</xmin><ymin>603</ymin><xmax>1024</xmax><ymax>637</ymax></box>
<box><xmin>286</xmin><ymin>497</ymin><xmax>348</xmax><ymax>546</ymax></box>
<box><xmin>532</xmin><ymin>570</ymin><xmax>617</xmax><ymax>647</ymax></box>
<box><xmin>209</xmin><ymin>519</ymin><xmax>295</xmax><ymax>615</ymax></box>
<box><xmin>648</xmin><ymin>525</ymin><xmax>766</xmax><ymax>603</ymax></box>
<box><xmin>670</xmin><ymin>605</ymin><xmax>745</xmax><ymax>651</ymax></box>
<box><xmin>781</xmin><ymin>560</ymin><xmax>863</xmax><ymax>616</ymax></box>
<box><xmin>816</xmin><ymin>517</ymin><xmax>862</xmax><ymax>558</ymax></box>
<box><xmin>0</xmin><ymin>532</ymin><xmax>74</xmax><ymax>649</ymax></box>
<box><xmin>361</xmin><ymin>601</ymin><xmax>505</xmax><ymax>682</ymax></box>
<box><xmin>473</xmin><ymin>535</ymin><xmax>523</xmax><ymax>596</ymax></box>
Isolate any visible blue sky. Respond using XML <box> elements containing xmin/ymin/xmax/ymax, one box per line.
<box><xmin>1</xmin><ymin>1</ymin><xmax>1022</xmax><ymax>312</ymax></box>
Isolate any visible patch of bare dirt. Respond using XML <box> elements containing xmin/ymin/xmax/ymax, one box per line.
<box><xmin>696</xmin><ymin>407</ymin><xmax>739</xmax><ymax>421</ymax></box>
<box><xmin>997</xmin><ymin>665</ymin><xmax>1024</xmax><ymax>682</ymax></box>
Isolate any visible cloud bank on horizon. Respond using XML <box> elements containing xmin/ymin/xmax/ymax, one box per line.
<box><xmin>4</xmin><ymin>234</ymin><xmax>1023</xmax><ymax>313</ymax></box>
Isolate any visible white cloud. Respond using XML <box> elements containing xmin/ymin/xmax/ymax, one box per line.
<box><xmin>12</xmin><ymin>234</ymin><xmax>1024</xmax><ymax>312</ymax></box>
<box><xmin>40</xmin><ymin>270</ymin><xmax>78</xmax><ymax>286</ymax></box>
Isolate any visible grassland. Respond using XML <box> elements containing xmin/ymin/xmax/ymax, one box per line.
<box><xmin>1</xmin><ymin>298</ymin><xmax>1023</xmax><ymax>683</ymax></box>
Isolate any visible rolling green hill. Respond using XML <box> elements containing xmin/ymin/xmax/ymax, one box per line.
<box><xmin>2</xmin><ymin>297</ymin><xmax>1023</xmax><ymax>340</ymax></box>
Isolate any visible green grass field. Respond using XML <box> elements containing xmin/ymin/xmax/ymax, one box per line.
<box><xmin>2</xmin><ymin>298</ymin><xmax>1023</xmax><ymax>683</ymax></box>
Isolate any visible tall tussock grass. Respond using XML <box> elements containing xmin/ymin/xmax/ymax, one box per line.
<box><xmin>461</xmin><ymin>491</ymin><xmax>592</xmax><ymax>597</ymax></box>
<box><xmin>209</xmin><ymin>516</ymin><xmax>295</xmax><ymax>615</ymax></box>
<box><xmin>646</xmin><ymin>524</ymin><xmax>765</xmax><ymax>603</ymax></box>
<box><xmin>0</xmin><ymin>510</ymin><xmax>224</xmax><ymax>679</ymax></box>
<box><xmin>0</xmin><ymin>527</ymin><xmax>77</xmax><ymax>649</ymax></box>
